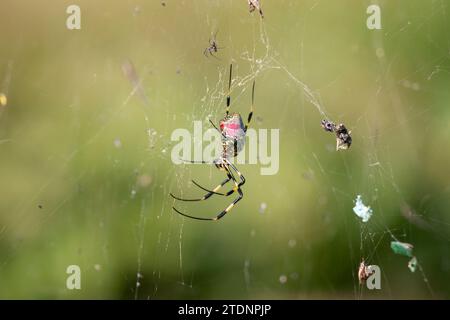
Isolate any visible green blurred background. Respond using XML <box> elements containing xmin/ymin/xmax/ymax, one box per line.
<box><xmin>0</xmin><ymin>0</ymin><xmax>449</xmax><ymax>299</ymax></box>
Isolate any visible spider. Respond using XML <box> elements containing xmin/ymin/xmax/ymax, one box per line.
<box><xmin>170</xmin><ymin>64</ymin><xmax>255</xmax><ymax>221</ymax></box>
<box><xmin>321</xmin><ymin>119</ymin><xmax>352</xmax><ymax>150</ymax></box>
<box><xmin>248</xmin><ymin>0</ymin><xmax>264</xmax><ymax>18</ymax></box>
<box><xmin>203</xmin><ymin>31</ymin><xmax>223</xmax><ymax>59</ymax></box>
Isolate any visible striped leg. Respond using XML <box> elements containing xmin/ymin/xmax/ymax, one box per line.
<box><xmin>214</xmin><ymin>184</ymin><xmax>243</xmax><ymax>221</ymax></box>
<box><xmin>192</xmin><ymin>161</ymin><xmax>245</xmax><ymax>198</ymax></box>
<box><xmin>244</xmin><ymin>80</ymin><xmax>255</xmax><ymax>132</ymax></box>
<box><xmin>170</xmin><ymin>174</ymin><xmax>232</xmax><ymax>202</ymax></box>
<box><xmin>171</xmin><ymin>165</ymin><xmax>244</xmax><ymax>221</ymax></box>
<box><xmin>227</xmin><ymin>160</ymin><xmax>246</xmax><ymax>188</ymax></box>
<box><xmin>172</xmin><ymin>186</ymin><xmax>243</xmax><ymax>221</ymax></box>
<box><xmin>226</xmin><ymin>64</ymin><xmax>232</xmax><ymax>115</ymax></box>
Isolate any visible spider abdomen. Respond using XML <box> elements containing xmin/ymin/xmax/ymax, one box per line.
<box><xmin>222</xmin><ymin>136</ymin><xmax>246</xmax><ymax>158</ymax></box>
<box><xmin>220</xmin><ymin>113</ymin><xmax>246</xmax><ymax>158</ymax></box>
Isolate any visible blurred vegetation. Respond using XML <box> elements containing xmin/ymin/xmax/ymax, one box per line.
<box><xmin>0</xmin><ymin>0</ymin><xmax>449</xmax><ymax>299</ymax></box>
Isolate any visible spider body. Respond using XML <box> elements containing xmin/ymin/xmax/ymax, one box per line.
<box><xmin>220</xmin><ymin>113</ymin><xmax>246</xmax><ymax>158</ymax></box>
<box><xmin>170</xmin><ymin>64</ymin><xmax>255</xmax><ymax>221</ymax></box>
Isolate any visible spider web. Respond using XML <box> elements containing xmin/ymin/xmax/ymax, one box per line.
<box><xmin>0</xmin><ymin>0</ymin><xmax>449</xmax><ymax>300</ymax></box>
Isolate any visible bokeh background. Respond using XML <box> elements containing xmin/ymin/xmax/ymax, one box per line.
<box><xmin>0</xmin><ymin>0</ymin><xmax>449</xmax><ymax>299</ymax></box>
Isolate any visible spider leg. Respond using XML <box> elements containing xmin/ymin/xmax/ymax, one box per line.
<box><xmin>258</xmin><ymin>8</ymin><xmax>264</xmax><ymax>18</ymax></box>
<box><xmin>191</xmin><ymin>179</ymin><xmax>228</xmax><ymax>196</ymax></box>
<box><xmin>170</xmin><ymin>175</ymin><xmax>231</xmax><ymax>202</ymax></box>
<box><xmin>227</xmin><ymin>160</ymin><xmax>246</xmax><ymax>187</ymax></box>
<box><xmin>172</xmin><ymin>165</ymin><xmax>244</xmax><ymax>221</ymax></box>
<box><xmin>172</xmin><ymin>206</ymin><xmax>218</xmax><ymax>221</ymax></box>
<box><xmin>203</xmin><ymin>160</ymin><xmax>245</xmax><ymax>199</ymax></box>
<box><xmin>209</xmin><ymin>51</ymin><xmax>221</xmax><ymax>60</ymax></box>
<box><xmin>173</xmin><ymin>151</ymin><xmax>246</xmax><ymax>207</ymax></box>
<box><xmin>244</xmin><ymin>80</ymin><xmax>255</xmax><ymax>132</ymax></box>
<box><xmin>226</xmin><ymin>64</ymin><xmax>232</xmax><ymax>115</ymax></box>
<box><xmin>191</xmin><ymin>176</ymin><xmax>240</xmax><ymax>197</ymax></box>
<box><xmin>203</xmin><ymin>48</ymin><xmax>209</xmax><ymax>57</ymax></box>
<box><xmin>172</xmin><ymin>186</ymin><xmax>243</xmax><ymax>221</ymax></box>
<box><xmin>213</xmin><ymin>173</ymin><xmax>244</xmax><ymax>221</ymax></box>
<box><xmin>178</xmin><ymin>159</ymin><xmax>214</xmax><ymax>164</ymax></box>
<box><xmin>209</xmin><ymin>119</ymin><xmax>226</xmax><ymax>138</ymax></box>
<box><xmin>171</xmin><ymin>164</ymin><xmax>242</xmax><ymax>203</ymax></box>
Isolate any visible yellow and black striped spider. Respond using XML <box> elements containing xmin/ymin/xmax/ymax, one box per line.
<box><xmin>170</xmin><ymin>64</ymin><xmax>255</xmax><ymax>221</ymax></box>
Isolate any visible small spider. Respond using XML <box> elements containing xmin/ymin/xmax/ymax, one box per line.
<box><xmin>321</xmin><ymin>119</ymin><xmax>352</xmax><ymax>150</ymax></box>
<box><xmin>248</xmin><ymin>0</ymin><xmax>264</xmax><ymax>18</ymax></box>
<box><xmin>203</xmin><ymin>31</ymin><xmax>223</xmax><ymax>59</ymax></box>
<box><xmin>170</xmin><ymin>64</ymin><xmax>255</xmax><ymax>221</ymax></box>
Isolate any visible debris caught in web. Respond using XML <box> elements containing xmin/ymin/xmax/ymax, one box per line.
<box><xmin>391</xmin><ymin>241</ymin><xmax>418</xmax><ymax>273</ymax></box>
<box><xmin>321</xmin><ymin>120</ymin><xmax>352</xmax><ymax>151</ymax></box>
<box><xmin>390</xmin><ymin>241</ymin><xmax>414</xmax><ymax>257</ymax></box>
<box><xmin>408</xmin><ymin>256</ymin><xmax>418</xmax><ymax>273</ymax></box>
<box><xmin>321</xmin><ymin>119</ymin><xmax>335</xmax><ymax>132</ymax></box>
<box><xmin>358</xmin><ymin>260</ymin><xmax>374</xmax><ymax>284</ymax></box>
<box><xmin>353</xmin><ymin>195</ymin><xmax>373</xmax><ymax>222</ymax></box>
<box><xmin>248</xmin><ymin>0</ymin><xmax>264</xmax><ymax>18</ymax></box>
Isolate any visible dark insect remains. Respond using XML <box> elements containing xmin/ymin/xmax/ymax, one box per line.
<box><xmin>321</xmin><ymin>119</ymin><xmax>352</xmax><ymax>150</ymax></box>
